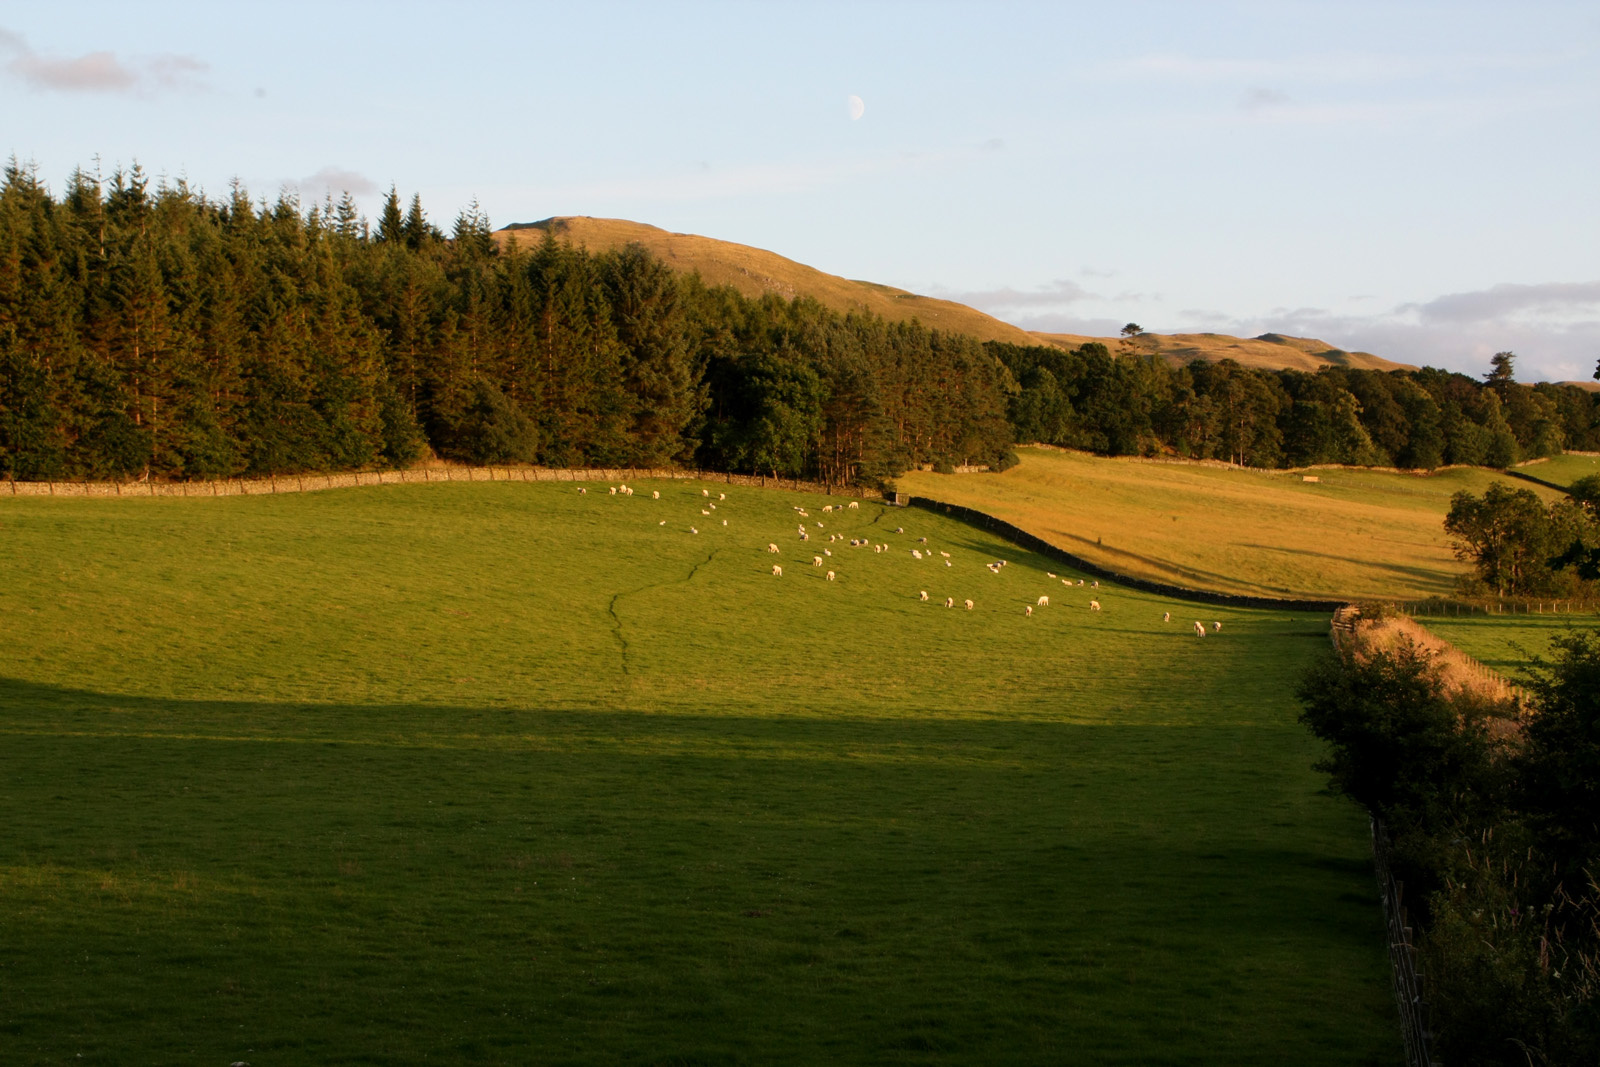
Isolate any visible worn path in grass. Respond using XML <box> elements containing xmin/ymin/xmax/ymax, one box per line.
<box><xmin>0</xmin><ymin>483</ymin><xmax>1394</xmax><ymax>1064</ymax></box>
<box><xmin>895</xmin><ymin>448</ymin><xmax>1567</xmax><ymax>602</ymax></box>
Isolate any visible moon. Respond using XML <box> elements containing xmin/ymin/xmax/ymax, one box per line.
<box><xmin>847</xmin><ymin>94</ymin><xmax>865</xmax><ymax>121</ymax></box>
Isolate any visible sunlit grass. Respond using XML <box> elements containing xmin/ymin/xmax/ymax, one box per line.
<box><xmin>0</xmin><ymin>482</ymin><xmax>1395</xmax><ymax>1064</ymax></box>
<box><xmin>895</xmin><ymin>447</ymin><xmax>1565</xmax><ymax>600</ymax></box>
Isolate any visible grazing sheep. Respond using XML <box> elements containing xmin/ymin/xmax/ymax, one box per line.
<box><xmin>944</xmin><ymin>597</ymin><xmax>955</xmax><ymax>608</ymax></box>
<box><xmin>919</xmin><ymin>590</ymin><xmax>929</xmax><ymax>601</ymax></box>
<box><xmin>814</xmin><ymin>556</ymin><xmax>824</xmax><ymax>566</ymax></box>
<box><xmin>1062</xmin><ymin>579</ymin><xmax>1070</xmax><ymax>586</ymax></box>
<box><xmin>578</xmin><ymin>487</ymin><xmax>587</xmax><ymax>495</ymax></box>
<box><xmin>1037</xmin><ymin>595</ymin><xmax>1049</xmax><ymax>606</ymax></box>
<box><xmin>816</xmin><ymin>522</ymin><xmax>824</xmax><ymax>529</ymax></box>
<box><xmin>918</xmin><ymin>537</ymin><xmax>928</xmax><ymax>544</ymax></box>
<box><xmin>800</xmin><ymin>532</ymin><xmax>809</xmax><ymax>541</ymax></box>
<box><xmin>1091</xmin><ymin>580</ymin><xmax>1099</xmax><ymax>588</ymax></box>
<box><xmin>1000</xmin><ymin>561</ymin><xmax>1008</xmax><ymax>568</ymax></box>
<box><xmin>1047</xmin><ymin>572</ymin><xmax>1056</xmax><ymax>579</ymax></box>
<box><xmin>822</xmin><ymin>505</ymin><xmax>834</xmax><ymax>513</ymax></box>
<box><xmin>874</xmin><ymin>545</ymin><xmax>882</xmax><ymax>554</ymax></box>
<box><xmin>1089</xmin><ymin>600</ymin><xmax>1101</xmax><ymax>611</ymax></box>
<box><xmin>848</xmin><ymin>501</ymin><xmax>859</xmax><ymax>509</ymax></box>
<box><xmin>1077</xmin><ymin>579</ymin><xmax>1085</xmax><ymax>587</ymax></box>
<box><xmin>659</xmin><ymin>520</ymin><xmax>666</xmax><ymax>525</ymax></box>
<box><xmin>1194</xmin><ymin>621</ymin><xmax>1206</xmax><ymax>637</ymax></box>
<box><xmin>1163</xmin><ymin>612</ymin><xmax>1171</xmax><ymax>622</ymax></box>
<box><xmin>703</xmin><ymin>489</ymin><xmax>709</xmax><ymax>496</ymax></box>
<box><xmin>690</xmin><ymin>526</ymin><xmax>698</xmax><ymax>534</ymax></box>
<box><xmin>1212</xmin><ymin>621</ymin><xmax>1222</xmax><ymax>632</ymax></box>
<box><xmin>964</xmin><ymin>599</ymin><xmax>973</xmax><ymax>610</ymax></box>
<box><xmin>944</xmin><ymin>560</ymin><xmax>952</xmax><ymax>567</ymax></box>
<box><xmin>939</xmin><ymin>551</ymin><xmax>950</xmax><ymax>558</ymax></box>
<box><xmin>719</xmin><ymin>493</ymin><xmax>726</xmax><ymax>500</ymax></box>
<box><xmin>912</xmin><ymin>549</ymin><xmax>923</xmax><ymax>559</ymax></box>
<box><xmin>651</xmin><ymin>490</ymin><xmax>659</xmax><ymax>499</ymax></box>
<box><xmin>702</xmin><ymin>509</ymin><xmax>711</xmax><ymax>516</ymax></box>
<box><xmin>772</xmin><ymin>564</ymin><xmax>783</xmax><ymax>576</ymax></box>
<box><xmin>609</xmin><ymin>487</ymin><xmax>617</xmax><ymax>495</ymax></box>
<box><xmin>798</xmin><ymin>525</ymin><xmax>807</xmax><ymax>535</ymax></box>
<box><xmin>826</xmin><ymin>570</ymin><xmax>836</xmax><ymax>581</ymax></box>
<box><xmin>768</xmin><ymin>543</ymin><xmax>780</xmax><ymax>554</ymax></box>
<box><xmin>895</xmin><ymin>527</ymin><xmax>904</xmax><ymax>534</ymax></box>
<box><xmin>1025</xmin><ymin>605</ymin><xmax>1033</xmax><ymax>617</ymax></box>
<box><xmin>824</xmin><ymin>549</ymin><xmax>832</xmax><ymax>556</ymax></box>
<box><xmin>722</xmin><ymin>519</ymin><xmax>728</xmax><ymax>526</ymax></box>
<box><xmin>709</xmin><ymin>502</ymin><xmax>716</xmax><ymax>510</ymax></box>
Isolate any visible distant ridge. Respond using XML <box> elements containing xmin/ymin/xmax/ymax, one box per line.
<box><xmin>497</xmin><ymin>216</ymin><xmax>1416</xmax><ymax>374</ymax></box>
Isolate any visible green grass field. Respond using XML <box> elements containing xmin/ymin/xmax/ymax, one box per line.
<box><xmin>1515</xmin><ymin>453</ymin><xmax>1600</xmax><ymax>489</ymax></box>
<box><xmin>0</xmin><ymin>482</ymin><xmax>1396</xmax><ymax>1064</ymax></box>
<box><xmin>896</xmin><ymin>448</ymin><xmax>1567</xmax><ymax>601</ymax></box>
<box><xmin>1414</xmin><ymin>610</ymin><xmax>1600</xmax><ymax>675</ymax></box>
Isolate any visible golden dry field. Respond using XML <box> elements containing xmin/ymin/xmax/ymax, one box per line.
<box><xmin>894</xmin><ymin>447</ymin><xmax>1566</xmax><ymax>601</ymax></box>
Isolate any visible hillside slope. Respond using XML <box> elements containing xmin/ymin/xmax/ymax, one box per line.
<box><xmin>895</xmin><ymin>447</ymin><xmax>1562</xmax><ymax>601</ymax></box>
<box><xmin>496</xmin><ymin>217</ymin><xmax>1409</xmax><ymax>372</ymax></box>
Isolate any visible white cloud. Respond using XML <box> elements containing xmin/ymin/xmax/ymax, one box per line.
<box><xmin>0</xmin><ymin>27</ymin><xmax>207</xmax><ymax>94</ymax></box>
<box><xmin>932</xmin><ymin>279</ymin><xmax>1096</xmax><ymax>310</ymax></box>
<box><xmin>287</xmin><ymin>166</ymin><xmax>380</xmax><ymax>201</ymax></box>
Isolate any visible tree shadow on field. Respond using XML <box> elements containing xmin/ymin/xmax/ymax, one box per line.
<box><xmin>1236</xmin><ymin>543</ymin><xmax>1453</xmax><ymax>594</ymax></box>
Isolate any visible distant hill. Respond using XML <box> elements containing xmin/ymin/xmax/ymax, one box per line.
<box><xmin>497</xmin><ymin>217</ymin><xmax>1414</xmax><ymax>374</ymax></box>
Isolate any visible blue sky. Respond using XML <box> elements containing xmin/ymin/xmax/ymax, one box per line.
<box><xmin>3</xmin><ymin>1</ymin><xmax>1597</xmax><ymax>381</ymax></box>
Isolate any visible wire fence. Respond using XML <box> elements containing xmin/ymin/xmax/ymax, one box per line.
<box><xmin>1372</xmin><ymin>816</ymin><xmax>1442</xmax><ymax>1067</ymax></box>
<box><xmin>1</xmin><ymin>466</ymin><xmax>884</xmax><ymax>500</ymax></box>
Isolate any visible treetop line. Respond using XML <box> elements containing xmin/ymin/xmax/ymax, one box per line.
<box><xmin>3</xmin><ymin>163</ymin><xmax>1595</xmax><ymax>485</ymax></box>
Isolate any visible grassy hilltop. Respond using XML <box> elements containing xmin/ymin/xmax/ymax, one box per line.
<box><xmin>496</xmin><ymin>218</ymin><xmax>1405</xmax><ymax>373</ymax></box>
<box><xmin>0</xmin><ymin>482</ymin><xmax>1394</xmax><ymax>1064</ymax></box>
<box><xmin>895</xmin><ymin>447</ymin><xmax>1569</xmax><ymax>601</ymax></box>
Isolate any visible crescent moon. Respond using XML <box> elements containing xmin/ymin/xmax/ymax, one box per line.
<box><xmin>847</xmin><ymin>94</ymin><xmax>865</xmax><ymax>121</ymax></box>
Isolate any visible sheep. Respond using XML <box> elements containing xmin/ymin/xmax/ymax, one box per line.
<box><xmin>800</xmin><ymin>532</ymin><xmax>810</xmax><ymax>541</ymax></box>
<box><xmin>919</xmin><ymin>590</ymin><xmax>929</xmax><ymax>601</ymax></box>
<box><xmin>1047</xmin><ymin>572</ymin><xmax>1056</xmax><ymax>579</ymax></box>
<box><xmin>797</xmin><ymin>525</ymin><xmax>807</xmax><ymax>535</ymax></box>
<box><xmin>722</xmin><ymin>519</ymin><xmax>728</xmax><ymax>526</ymax></box>
<box><xmin>848</xmin><ymin>501</ymin><xmax>859</xmax><ymax>509</ymax></box>
<box><xmin>822</xmin><ymin>505</ymin><xmax>834</xmax><ymax>513</ymax></box>
<box><xmin>1025</xmin><ymin>605</ymin><xmax>1033</xmax><ymax>617</ymax></box>
<box><xmin>1089</xmin><ymin>599</ymin><xmax>1101</xmax><ymax>611</ymax></box>
<box><xmin>918</xmin><ymin>537</ymin><xmax>929</xmax><ymax>544</ymax></box>
<box><xmin>824</xmin><ymin>549</ymin><xmax>832</xmax><ymax>556</ymax></box>
<box><xmin>814</xmin><ymin>555</ymin><xmax>824</xmax><ymax>566</ymax></box>
<box><xmin>1163</xmin><ymin>611</ymin><xmax>1171</xmax><ymax>622</ymax></box>
<box><xmin>651</xmin><ymin>490</ymin><xmax>659</xmax><ymax>499</ymax></box>
<box><xmin>767</xmin><ymin>543</ymin><xmax>780</xmax><ymax>554</ymax></box>
<box><xmin>944</xmin><ymin>597</ymin><xmax>955</xmax><ymax>608</ymax></box>
<box><xmin>578</xmin><ymin>487</ymin><xmax>587</xmax><ymax>495</ymax></box>
<box><xmin>772</xmin><ymin>564</ymin><xmax>783</xmax><ymax>576</ymax></box>
<box><xmin>703</xmin><ymin>489</ymin><xmax>710</xmax><ymax>496</ymax></box>
<box><xmin>1062</xmin><ymin>579</ymin><xmax>1070</xmax><ymax>586</ymax></box>
<box><xmin>1091</xmin><ymin>580</ymin><xmax>1099</xmax><ymax>588</ymax></box>
<box><xmin>939</xmin><ymin>551</ymin><xmax>950</xmax><ymax>558</ymax></box>
<box><xmin>659</xmin><ymin>520</ymin><xmax>666</xmax><ymax>526</ymax></box>
<box><xmin>718</xmin><ymin>493</ymin><xmax>726</xmax><ymax>500</ymax></box>
<box><xmin>1037</xmin><ymin>595</ymin><xmax>1049</xmax><ymax>606</ymax></box>
<box><xmin>895</xmin><ymin>526</ymin><xmax>904</xmax><ymax>534</ymax></box>
<box><xmin>690</xmin><ymin>526</ymin><xmax>698</xmax><ymax>534</ymax></box>
<box><xmin>1077</xmin><ymin>579</ymin><xmax>1085</xmax><ymax>587</ymax></box>
<box><xmin>912</xmin><ymin>549</ymin><xmax>924</xmax><ymax>559</ymax></box>
<box><xmin>874</xmin><ymin>545</ymin><xmax>882</xmax><ymax>554</ymax></box>
<box><xmin>1212</xmin><ymin>621</ymin><xmax>1222</xmax><ymax>632</ymax></box>
<box><xmin>816</xmin><ymin>522</ymin><xmax>824</xmax><ymax>529</ymax></box>
<box><xmin>609</xmin><ymin>487</ymin><xmax>617</xmax><ymax>495</ymax></box>
<box><xmin>709</xmin><ymin>502</ymin><xmax>716</xmax><ymax>510</ymax></box>
<box><xmin>826</xmin><ymin>570</ymin><xmax>836</xmax><ymax>581</ymax></box>
<box><xmin>964</xmin><ymin>599</ymin><xmax>974</xmax><ymax>610</ymax></box>
<box><xmin>702</xmin><ymin>509</ymin><xmax>711</xmax><ymax>516</ymax></box>
<box><xmin>1193</xmin><ymin>621</ymin><xmax>1206</xmax><ymax>637</ymax></box>
<box><xmin>944</xmin><ymin>560</ymin><xmax>952</xmax><ymax>567</ymax></box>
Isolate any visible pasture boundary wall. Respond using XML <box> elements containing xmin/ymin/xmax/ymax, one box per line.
<box><xmin>904</xmin><ymin>496</ymin><xmax>1346</xmax><ymax>611</ymax></box>
<box><xmin>1</xmin><ymin>468</ymin><xmax>882</xmax><ymax>501</ymax></box>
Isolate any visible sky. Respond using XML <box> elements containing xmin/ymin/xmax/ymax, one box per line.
<box><xmin>2</xmin><ymin>1</ymin><xmax>1597</xmax><ymax>381</ymax></box>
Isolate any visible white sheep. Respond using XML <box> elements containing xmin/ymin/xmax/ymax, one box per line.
<box><xmin>578</xmin><ymin>487</ymin><xmax>587</xmax><ymax>495</ymax></box>
<box><xmin>1163</xmin><ymin>611</ymin><xmax>1171</xmax><ymax>622</ymax></box>
<box><xmin>1193</xmin><ymin>621</ymin><xmax>1206</xmax><ymax>637</ymax></box>
<box><xmin>944</xmin><ymin>597</ymin><xmax>954</xmax><ymax>608</ymax></box>
<box><xmin>824</xmin><ymin>549</ymin><xmax>832</xmax><ymax>556</ymax></box>
<box><xmin>1077</xmin><ymin>579</ymin><xmax>1085</xmax><ymax>587</ymax></box>
<box><xmin>939</xmin><ymin>551</ymin><xmax>950</xmax><ymax>558</ymax></box>
<box><xmin>919</xmin><ymin>590</ymin><xmax>929</xmax><ymax>601</ymax></box>
<box><xmin>814</xmin><ymin>556</ymin><xmax>824</xmax><ymax>566</ymax></box>
<box><xmin>709</xmin><ymin>502</ymin><xmax>716</xmax><ymax>510</ymax></box>
<box><xmin>1062</xmin><ymin>579</ymin><xmax>1070</xmax><ymax>586</ymax></box>
<box><xmin>1091</xmin><ymin>580</ymin><xmax>1099</xmax><ymax>588</ymax></box>
<box><xmin>703</xmin><ymin>489</ymin><xmax>710</xmax><ymax>496</ymax></box>
<box><xmin>651</xmin><ymin>490</ymin><xmax>659</xmax><ymax>499</ymax></box>
<box><xmin>1037</xmin><ymin>595</ymin><xmax>1049</xmax><ymax>606</ymax></box>
<box><xmin>944</xmin><ymin>560</ymin><xmax>952</xmax><ymax>567</ymax></box>
<box><xmin>826</xmin><ymin>571</ymin><xmax>836</xmax><ymax>581</ymax></box>
<box><xmin>1047</xmin><ymin>572</ymin><xmax>1056</xmax><ymax>579</ymax></box>
<box><xmin>800</xmin><ymin>532</ymin><xmax>809</xmax><ymax>541</ymax></box>
<box><xmin>918</xmin><ymin>537</ymin><xmax>928</xmax><ymax>544</ymax></box>
<box><xmin>848</xmin><ymin>501</ymin><xmax>859</xmax><ymax>509</ymax></box>
<box><xmin>1025</xmin><ymin>605</ymin><xmax>1033</xmax><ymax>617</ymax></box>
<box><xmin>964</xmin><ymin>599</ymin><xmax>973</xmax><ymax>610</ymax></box>
<box><xmin>702</xmin><ymin>509</ymin><xmax>711</xmax><ymax>516</ymax></box>
<box><xmin>1089</xmin><ymin>600</ymin><xmax>1101</xmax><ymax>611</ymax></box>
<box><xmin>609</xmin><ymin>487</ymin><xmax>617</xmax><ymax>495</ymax></box>
<box><xmin>768</xmin><ymin>543</ymin><xmax>780</xmax><ymax>554</ymax></box>
<box><xmin>912</xmin><ymin>549</ymin><xmax>923</xmax><ymax>559</ymax></box>
<box><xmin>718</xmin><ymin>493</ymin><xmax>725</xmax><ymax>500</ymax></box>
<box><xmin>659</xmin><ymin>520</ymin><xmax>666</xmax><ymax>526</ymax></box>
<box><xmin>822</xmin><ymin>505</ymin><xmax>834</xmax><ymax>513</ymax></box>
<box><xmin>1212</xmin><ymin>621</ymin><xmax>1222</xmax><ymax>632</ymax></box>
<box><xmin>816</xmin><ymin>522</ymin><xmax>824</xmax><ymax>529</ymax></box>
<box><xmin>772</xmin><ymin>564</ymin><xmax>783</xmax><ymax>576</ymax></box>
<box><xmin>895</xmin><ymin>527</ymin><xmax>904</xmax><ymax>534</ymax></box>
<box><xmin>690</xmin><ymin>526</ymin><xmax>698</xmax><ymax>534</ymax></box>
<box><xmin>722</xmin><ymin>519</ymin><xmax>728</xmax><ymax>526</ymax></box>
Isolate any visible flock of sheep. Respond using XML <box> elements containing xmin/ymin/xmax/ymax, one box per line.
<box><xmin>585</xmin><ymin>482</ymin><xmax>1223</xmax><ymax>637</ymax></box>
